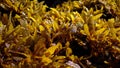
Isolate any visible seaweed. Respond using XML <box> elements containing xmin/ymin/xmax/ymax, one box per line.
<box><xmin>0</xmin><ymin>0</ymin><xmax>120</xmax><ymax>68</ymax></box>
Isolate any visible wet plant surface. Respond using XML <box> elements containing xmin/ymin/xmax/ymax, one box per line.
<box><xmin>0</xmin><ymin>0</ymin><xmax>120</xmax><ymax>68</ymax></box>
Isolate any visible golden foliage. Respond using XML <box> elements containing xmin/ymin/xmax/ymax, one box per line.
<box><xmin>0</xmin><ymin>0</ymin><xmax>120</xmax><ymax>68</ymax></box>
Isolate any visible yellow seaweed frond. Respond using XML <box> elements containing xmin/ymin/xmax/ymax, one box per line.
<box><xmin>41</xmin><ymin>56</ymin><xmax>52</xmax><ymax>65</ymax></box>
<box><xmin>44</xmin><ymin>42</ymin><xmax>61</xmax><ymax>57</ymax></box>
<box><xmin>0</xmin><ymin>35</ymin><xmax>4</xmax><ymax>44</ymax></box>
<box><xmin>94</xmin><ymin>28</ymin><xmax>106</xmax><ymax>35</ymax></box>
<box><xmin>66</xmin><ymin>47</ymin><xmax>72</xmax><ymax>57</ymax></box>
<box><xmin>39</xmin><ymin>25</ymin><xmax>45</xmax><ymax>32</ymax></box>
<box><xmin>84</xmin><ymin>24</ymin><xmax>90</xmax><ymax>36</ymax></box>
<box><xmin>52</xmin><ymin>21</ymin><xmax>59</xmax><ymax>32</ymax></box>
<box><xmin>108</xmin><ymin>18</ymin><xmax>117</xmax><ymax>38</ymax></box>
<box><xmin>92</xmin><ymin>13</ymin><xmax>103</xmax><ymax>21</ymax></box>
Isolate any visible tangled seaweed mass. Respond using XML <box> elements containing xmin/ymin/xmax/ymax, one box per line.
<box><xmin>0</xmin><ymin>0</ymin><xmax>120</xmax><ymax>68</ymax></box>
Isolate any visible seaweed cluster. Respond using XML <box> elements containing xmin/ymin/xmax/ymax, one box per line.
<box><xmin>0</xmin><ymin>0</ymin><xmax>120</xmax><ymax>68</ymax></box>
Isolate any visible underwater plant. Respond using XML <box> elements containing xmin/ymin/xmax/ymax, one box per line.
<box><xmin>0</xmin><ymin>0</ymin><xmax>120</xmax><ymax>68</ymax></box>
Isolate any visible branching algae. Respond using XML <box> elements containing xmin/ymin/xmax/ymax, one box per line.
<box><xmin>0</xmin><ymin>0</ymin><xmax>120</xmax><ymax>68</ymax></box>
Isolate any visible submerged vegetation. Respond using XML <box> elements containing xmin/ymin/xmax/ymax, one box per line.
<box><xmin>0</xmin><ymin>0</ymin><xmax>120</xmax><ymax>68</ymax></box>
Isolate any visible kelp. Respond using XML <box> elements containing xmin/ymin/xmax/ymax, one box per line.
<box><xmin>0</xmin><ymin>0</ymin><xmax>120</xmax><ymax>68</ymax></box>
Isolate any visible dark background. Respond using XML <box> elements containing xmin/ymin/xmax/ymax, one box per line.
<box><xmin>38</xmin><ymin>0</ymin><xmax>68</xmax><ymax>7</ymax></box>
